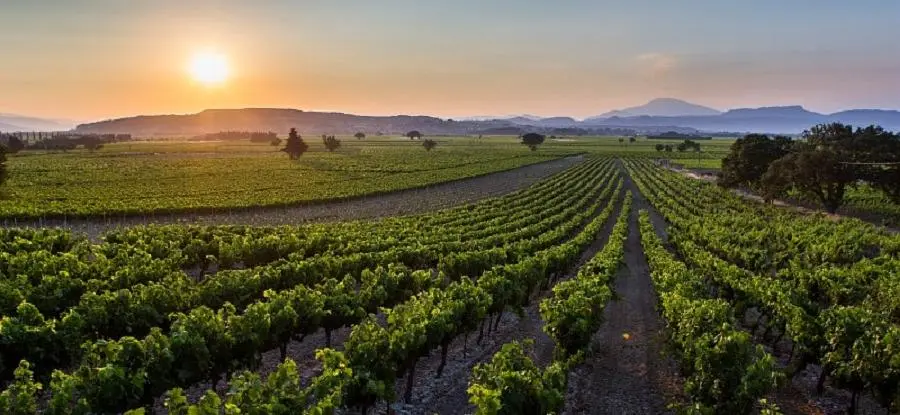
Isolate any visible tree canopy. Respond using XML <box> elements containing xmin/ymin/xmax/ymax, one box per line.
<box><xmin>322</xmin><ymin>135</ymin><xmax>341</xmax><ymax>152</ymax></box>
<box><xmin>422</xmin><ymin>139</ymin><xmax>437</xmax><ymax>151</ymax></box>
<box><xmin>723</xmin><ymin>123</ymin><xmax>900</xmax><ymax>214</ymax></box>
<box><xmin>281</xmin><ymin>128</ymin><xmax>309</xmax><ymax>160</ymax></box>
<box><xmin>676</xmin><ymin>139</ymin><xmax>701</xmax><ymax>152</ymax></box>
<box><xmin>2</xmin><ymin>136</ymin><xmax>24</xmax><ymax>154</ymax></box>
<box><xmin>406</xmin><ymin>131</ymin><xmax>422</xmax><ymax>140</ymax></box>
<box><xmin>718</xmin><ymin>134</ymin><xmax>793</xmax><ymax>191</ymax></box>
<box><xmin>354</xmin><ymin>132</ymin><xmax>366</xmax><ymax>140</ymax></box>
<box><xmin>521</xmin><ymin>133</ymin><xmax>545</xmax><ymax>151</ymax></box>
<box><xmin>765</xmin><ymin>148</ymin><xmax>856</xmax><ymax>213</ymax></box>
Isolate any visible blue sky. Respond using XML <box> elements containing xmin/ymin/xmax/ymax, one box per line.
<box><xmin>1</xmin><ymin>0</ymin><xmax>898</xmax><ymax>120</ymax></box>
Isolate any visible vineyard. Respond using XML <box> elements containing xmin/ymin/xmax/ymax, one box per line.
<box><xmin>1</xmin><ymin>141</ymin><xmax>899</xmax><ymax>414</ymax></box>
<box><xmin>0</xmin><ymin>139</ymin><xmax>578</xmax><ymax>219</ymax></box>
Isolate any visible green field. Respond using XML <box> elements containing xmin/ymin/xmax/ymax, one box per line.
<box><xmin>2</xmin><ymin>136</ymin><xmax>581</xmax><ymax>218</ymax></box>
<box><xmin>11</xmin><ymin>134</ymin><xmax>899</xmax><ymax>226</ymax></box>
<box><xmin>2</xmin><ymin>135</ymin><xmax>738</xmax><ymax>219</ymax></box>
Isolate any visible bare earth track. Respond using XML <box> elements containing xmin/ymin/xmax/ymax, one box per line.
<box><xmin>561</xmin><ymin>162</ymin><xmax>683</xmax><ymax>415</ymax></box>
<box><xmin>404</xmin><ymin>190</ymin><xmax>627</xmax><ymax>415</ymax></box>
<box><xmin>9</xmin><ymin>155</ymin><xmax>582</xmax><ymax>239</ymax></box>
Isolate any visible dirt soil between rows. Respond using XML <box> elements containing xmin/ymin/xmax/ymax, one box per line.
<box><xmin>391</xmin><ymin>187</ymin><xmax>627</xmax><ymax>415</ymax></box>
<box><xmin>560</xmin><ymin>161</ymin><xmax>684</xmax><ymax>415</ymax></box>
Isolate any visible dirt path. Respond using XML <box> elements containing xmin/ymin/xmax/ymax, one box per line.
<box><xmin>561</xmin><ymin>161</ymin><xmax>683</xmax><ymax>414</ymax></box>
<box><xmin>9</xmin><ymin>155</ymin><xmax>584</xmax><ymax>240</ymax></box>
<box><xmin>398</xmin><ymin>188</ymin><xmax>628</xmax><ymax>415</ymax></box>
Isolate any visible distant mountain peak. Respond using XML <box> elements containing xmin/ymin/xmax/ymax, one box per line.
<box><xmin>0</xmin><ymin>113</ymin><xmax>74</xmax><ymax>131</ymax></box>
<box><xmin>646</xmin><ymin>97</ymin><xmax>694</xmax><ymax>105</ymax></box>
<box><xmin>589</xmin><ymin>98</ymin><xmax>721</xmax><ymax>119</ymax></box>
<box><xmin>723</xmin><ymin>106</ymin><xmax>822</xmax><ymax>118</ymax></box>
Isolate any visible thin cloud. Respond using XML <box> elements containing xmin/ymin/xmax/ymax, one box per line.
<box><xmin>635</xmin><ymin>53</ymin><xmax>677</xmax><ymax>77</ymax></box>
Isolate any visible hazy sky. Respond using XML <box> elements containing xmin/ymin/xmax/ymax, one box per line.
<box><xmin>2</xmin><ymin>0</ymin><xmax>899</xmax><ymax>121</ymax></box>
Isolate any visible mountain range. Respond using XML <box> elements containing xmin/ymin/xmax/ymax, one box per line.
<box><xmin>503</xmin><ymin>99</ymin><xmax>900</xmax><ymax>134</ymax></box>
<box><xmin>0</xmin><ymin>113</ymin><xmax>75</xmax><ymax>131</ymax></box>
<box><xmin>587</xmin><ymin>98</ymin><xmax>721</xmax><ymax>119</ymax></box>
<box><xmin>10</xmin><ymin>99</ymin><xmax>900</xmax><ymax>136</ymax></box>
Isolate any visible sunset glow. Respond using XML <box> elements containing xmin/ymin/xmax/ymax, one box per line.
<box><xmin>1</xmin><ymin>1</ymin><xmax>898</xmax><ymax>121</ymax></box>
<box><xmin>188</xmin><ymin>52</ymin><xmax>230</xmax><ymax>86</ymax></box>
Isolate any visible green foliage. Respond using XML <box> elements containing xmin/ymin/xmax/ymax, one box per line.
<box><xmin>718</xmin><ymin>134</ymin><xmax>792</xmax><ymax>190</ymax></box>
<box><xmin>628</xmin><ymin>157</ymin><xmax>900</xmax><ymax>414</ymax></box>
<box><xmin>468</xmin><ymin>340</ymin><xmax>567</xmax><ymax>415</ymax></box>
<box><xmin>422</xmin><ymin>138</ymin><xmax>437</xmax><ymax>151</ymax></box>
<box><xmin>540</xmin><ymin>192</ymin><xmax>631</xmax><ymax>357</ymax></box>
<box><xmin>0</xmin><ymin>141</ymin><xmax>570</xmax><ymax>218</ymax></box>
<box><xmin>521</xmin><ymin>133</ymin><xmax>545</xmax><ymax>151</ymax></box>
<box><xmin>763</xmin><ymin>148</ymin><xmax>855</xmax><ymax>213</ymax></box>
<box><xmin>0</xmin><ymin>361</ymin><xmax>41</xmax><ymax>415</ymax></box>
<box><xmin>2</xmin><ymin>136</ymin><xmax>25</xmax><ymax>154</ymax></box>
<box><xmin>281</xmin><ymin>128</ymin><xmax>309</xmax><ymax>159</ymax></box>
<box><xmin>676</xmin><ymin>139</ymin><xmax>701</xmax><ymax>153</ymax></box>
<box><xmin>322</xmin><ymin>135</ymin><xmax>341</xmax><ymax>152</ymax></box>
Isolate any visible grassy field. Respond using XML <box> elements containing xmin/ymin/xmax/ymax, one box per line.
<box><xmin>0</xmin><ymin>135</ymin><xmax>747</xmax><ymax>219</ymax></box>
<box><xmin>2</xmin><ymin>136</ymin><xmax>587</xmax><ymax>218</ymax></box>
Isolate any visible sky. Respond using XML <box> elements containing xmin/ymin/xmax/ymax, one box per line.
<box><xmin>2</xmin><ymin>0</ymin><xmax>899</xmax><ymax>122</ymax></box>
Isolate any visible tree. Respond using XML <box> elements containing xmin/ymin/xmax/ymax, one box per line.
<box><xmin>2</xmin><ymin>136</ymin><xmax>24</xmax><ymax>154</ymax></box>
<box><xmin>354</xmin><ymin>132</ymin><xmax>365</xmax><ymax>140</ymax></box>
<box><xmin>846</xmin><ymin>126</ymin><xmax>900</xmax><ymax>203</ymax></box>
<box><xmin>270</xmin><ymin>137</ymin><xmax>282</xmax><ymax>147</ymax></box>
<box><xmin>406</xmin><ymin>131</ymin><xmax>422</xmax><ymax>140</ymax></box>
<box><xmin>629</xmin><ymin>136</ymin><xmax>636</xmax><ymax>144</ymax></box>
<box><xmin>521</xmin><ymin>133</ymin><xmax>545</xmax><ymax>151</ymax></box>
<box><xmin>718</xmin><ymin>134</ymin><xmax>793</xmax><ymax>191</ymax></box>
<box><xmin>281</xmin><ymin>128</ymin><xmax>309</xmax><ymax>160</ymax></box>
<box><xmin>655</xmin><ymin>143</ymin><xmax>664</xmax><ymax>152</ymax></box>
<box><xmin>759</xmin><ymin>156</ymin><xmax>793</xmax><ymax>204</ymax></box>
<box><xmin>664</xmin><ymin>144</ymin><xmax>673</xmax><ymax>152</ymax></box>
<box><xmin>322</xmin><ymin>135</ymin><xmax>341</xmax><ymax>152</ymax></box>
<box><xmin>761</xmin><ymin>148</ymin><xmax>855</xmax><ymax>213</ymax></box>
<box><xmin>81</xmin><ymin>136</ymin><xmax>103</xmax><ymax>152</ymax></box>
<box><xmin>423</xmin><ymin>139</ymin><xmax>437</xmax><ymax>151</ymax></box>
<box><xmin>618</xmin><ymin>138</ymin><xmax>624</xmax><ymax>146</ymax></box>
<box><xmin>870</xmin><ymin>165</ymin><xmax>900</xmax><ymax>204</ymax></box>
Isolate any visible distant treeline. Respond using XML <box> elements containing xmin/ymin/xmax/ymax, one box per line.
<box><xmin>647</xmin><ymin>131</ymin><xmax>712</xmax><ymax>140</ymax></box>
<box><xmin>475</xmin><ymin>126</ymin><xmax>639</xmax><ymax>136</ymax></box>
<box><xmin>195</xmin><ymin>131</ymin><xmax>278</xmax><ymax>142</ymax></box>
<box><xmin>2</xmin><ymin>131</ymin><xmax>131</xmax><ymax>143</ymax></box>
<box><xmin>0</xmin><ymin>132</ymin><xmax>133</xmax><ymax>152</ymax></box>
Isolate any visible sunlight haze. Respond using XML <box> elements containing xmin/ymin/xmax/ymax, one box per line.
<box><xmin>2</xmin><ymin>0</ymin><xmax>899</xmax><ymax>121</ymax></box>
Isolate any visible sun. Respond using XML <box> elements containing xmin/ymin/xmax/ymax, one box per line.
<box><xmin>188</xmin><ymin>51</ymin><xmax>229</xmax><ymax>85</ymax></box>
